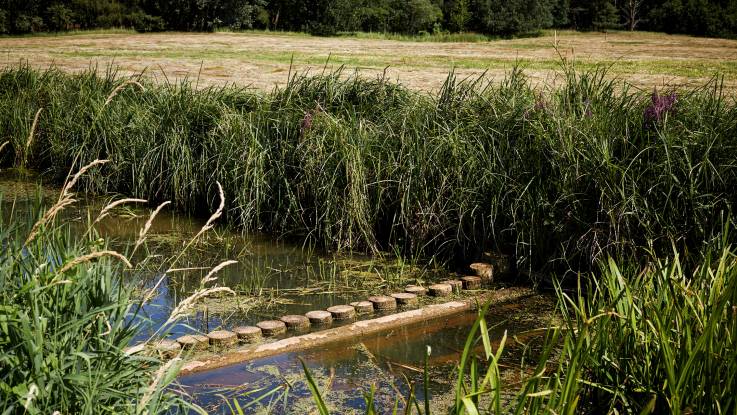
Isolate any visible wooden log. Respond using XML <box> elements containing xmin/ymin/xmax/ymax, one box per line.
<box><xmin>176</xmin><ymin>334</ymin><xmax>209</xmax><ymax>351</ymax></box>
<box><xmin>327</xmin><ymin>305</ymin><xmax>357</xmax><ymax>320</ymax></box>
<box><xmin>207</xmin><ymin>330</ymin><xmax>238</xmax><ymax>347</ymax></box>
<box><xmin>305</xmin><ymin>310</ymin><xmax>333</xmax><ymax>325</ymax></box>
<box><xmin>368</xmin><ymin>295</ymin><xmax>398</xmax><ymax>311</ymax></box>
<box><xmin>256</xmin><ymin>320</ymin><xmax>287</xmax><ymax>337</ymax></box>
<box><xmin>405</xmin><ymin>285</ymin><xmax>427</xmax><ymax>296</ymax></box>
<box><xmin>461</xmin><ymin>276</ymin><xmax>482</xmax><ymax>290</ymax></box>
<box><xmin>233</xmin><ymin>326</ymin><xmax>262</xmax><ymax>343</ymax></box>
<box><xmin>154</xmin><ymin>339</ymin><xmax>181</xmax><ymax>358</ymax></box>
<box><xmin>442</xmin><ymin>279</ymin><xmax>463</xmax><ymax>294</ymax></box>
<box><xmin>470</xmin><ymin>262</ymin><xmax>494</xmax><ymax>281</ymax></box>
<box><xmin>391</xmin><ymin>292</ymin><xmax>418</xmax><ymax>307</ymax></box>
<box><xmin>350</xmin><ymin>301</ymin><xmax>374</xmax><ymax>314</ymax></box>
<box><xmin>428</xmin><ymin>283</ymin><xmax>453</xmax><ymax>297</ymax></box>
<box><xmin>280</xmin><ymin>315</ymin><xmax>311</xmax><ymax>331</ymax></box>
<box><xmin>180</xmin><ymin>287</ymin><xmax>535</xmax><ymax>375</ymax></box>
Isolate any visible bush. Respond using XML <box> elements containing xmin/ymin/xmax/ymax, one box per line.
<box><xmin>13</xmin><ymin>14</ymin><xmax>44</xmax><ymax>33</ymax></box>
<box><xmin>127</xmin><ymin>12</ymin><xmax>166</xmax><ymax>32</ymax></box>
<box><xmin>45</xmin><ymin>4</ymin><xmax>75</xmax><ymax>31</ymax></box>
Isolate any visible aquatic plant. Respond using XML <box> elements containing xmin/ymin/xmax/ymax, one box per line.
<box><xmin>299</xmin><ymin>241</ymin><xmax>737</xmax><ymax>414</ymax></box>
<box><xmin>0</xmin><ymin>65</ymin><xmax>735</xmax><ymax>279</ymax></box>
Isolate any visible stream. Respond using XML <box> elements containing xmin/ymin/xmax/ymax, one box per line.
<box><xmin>1</xmin><ymin>173</ymin><xmax>554</xmax><ymax>414</ymax></box>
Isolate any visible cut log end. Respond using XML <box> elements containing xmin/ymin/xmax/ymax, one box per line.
<box><xmin>368</xmin><ymin>295</ymin><xmax>398</xmax><ymax>311</ymax></box>
<box><xmin>350</xmin><ymin>301</ymin><xmax>375</xmax><ymax>314</ymax></box>
<box><xmin>405</xmin><ymin>285</ymin><xmax>427</xmax><ymax>296</ymax></box>
<box><xmin>461</xmin><ymin>276</ymin><xmax>482</xmax><ymax>290</ymax></box>
<box><xmin>280</xmin><ymin>315</ymin><xmax>311</xmax><ymax>330</ymax></box>
<box><xmin>391</xmin><ymin>292</ymin><xmax>419</xmax><ymax>307</ymax></box>
<box><xmin>428</xmin><ymin>283</ymin><xmax>453</xmax><ymax>297</ymax></box>
<box><xmin>233</xmin><ymin>326</ymin><xmax>262</xmax><ymax>342</ymax></box>
<box><xmin>469</xmin><ymin>262</ymin><xmax>494</xmax><ymax>280</ymax></box>
<box><xmin>256</xmin><ymin>320</ymin><xmax>287</xmax><ymax>337</ymax></box>
<box><xmin>154</xmin><ymin>339</ymin><xmax>181</xmax><ymax>358</ymax></box>
<box><xmin>207</xmin><ymin>330</ymin><xmax>238</xmax><ymax>347</ymax></box>
<box><xmin>176</xmin><ymin>334</ymin><xmax>209</xmax><ymax>351</ymax></box>
<box><xmin>327</xmin><ymin>305</ymin><xmax>357</xmax><ymax>320</ymax></box>
<box><xmin>305</xmin><ymin>310</ymin><xmax>333</xmax><ymax>325</ymax></box>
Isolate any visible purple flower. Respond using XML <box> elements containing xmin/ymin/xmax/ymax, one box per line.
<box><xmin>300</xmin><ymin>110</ymin><xmax>314</xmax><ymax>136</ymax></box>
<box><xmin>644</xmin><ymin>89</ymin><xmax>677</xmax><ymax>125</ymax></box>
<box><xmin>583</xmin><ymin>99</ymin><xmax>592</xmax><ymax>118</ymax></box>
<box><xmin>534</xmin><ymin>95</ymin><xmax>547</xmax><ymax>112</ymax></box>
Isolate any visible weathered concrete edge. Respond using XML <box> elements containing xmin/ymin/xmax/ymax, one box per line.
<box><xmin>179</xmin><ymin>286</ymin><xmax>535</xmax><ymax>376</ymax></box>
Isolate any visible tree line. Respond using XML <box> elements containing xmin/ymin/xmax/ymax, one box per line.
<box><xmin>1</xmin><ymin>0</ymin><xmax>737</xmax><ymax>38</ymax></box>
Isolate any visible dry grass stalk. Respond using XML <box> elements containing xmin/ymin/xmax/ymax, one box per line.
<box><xmin>202</xmin><ymin>259</ymin><xmax>238</xmax><ymax>284</ymax></box>
<box><xmin>137</xmin><ymin>357</ymin><xmax>181</xmax><ymax>413</ymax></box>
<box><xmin>57</xmin><ymin>250</ymin><xmax>132</xmax><ymax>274</ymax></box>
<box><xmin>59</xmin><ymin>159</ymin><xmax>110</xmax><ymax>202</ymax></box>
<box><xmin>25</xmin><ymin>108</ymin><xmax>43</xmax><ymax>154</ymax></box>
<box><xmin>104</xmin><ymin>80</ymin><xmax>145</xmax><ymax>107</ymax></box>
<box><xmin>188</xmin><ymin>181</ymin><xmax>225</xmax><ymax>245</ymax></box>
<box><xmin>94</xmin><ymin>198</ymin><xmax>148</xmax><ymax>224</ymax></box>
<box><xmin>163</xmin><ymin>286</ymin><xmax>235</xmax><ymax>327</ymax></box>
<box><xmin>25</xmin><ymin>198</ymin><xmax>77</xmax><ymax>245</ymax></box>
<box><xmin>132</xmin><ymin>201</ymin><xmax>171</xmax><ymax>254</ymax></box>
<box><xmin>0</xmin><ymin>141</ymin><xmax>9</xmax><ymax>156</ymax></box>
<box><xmin>26</xmin><ymin>159</ymin><xmax>109</xmax><ymax>245</ymax></box>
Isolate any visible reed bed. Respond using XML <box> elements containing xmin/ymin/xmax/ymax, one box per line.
<box><xmin>300</xmin><ymin>241</ymin><xmax>737</xmax><ymax>414</ymax></box>
<box><xmin>0</xmin><ymin>64</ymin><xmax>735</xmax><ymax>278</ymax></box>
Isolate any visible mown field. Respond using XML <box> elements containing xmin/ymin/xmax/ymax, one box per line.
<box><xmin>1</xmin><ymin>30</ymin><xmax>737</xmax><ymax>91</ymax></box>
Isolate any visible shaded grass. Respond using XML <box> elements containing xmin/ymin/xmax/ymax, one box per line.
<box><xmin>0</xmin><ymin>65</ymin><xmax>736</xmax><ymax>278</ymax></box>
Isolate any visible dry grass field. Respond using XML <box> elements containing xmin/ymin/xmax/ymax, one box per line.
<box><xmin>2</xmin><ymin>29</ymin><xmax>736</xmax><ymax>91</ymax></box>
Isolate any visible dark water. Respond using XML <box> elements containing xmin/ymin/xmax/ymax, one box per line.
<box><xmin>1</xmin><ymin>175</ymin><xmax>554</xmax><ymax>413</ymax></box>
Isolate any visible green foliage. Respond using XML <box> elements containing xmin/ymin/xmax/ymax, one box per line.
<box><xmin>300</xmin><ymin>242</ymin><xmax>737</xmax><ymax>414</ymax></box>
<box><xmin>470</xmin><ymin>0</ymin><xmax>555</xmax><ymax>35</ymax></box>
<box><xmin>3</xmin><ymin>0</ymin><xmax>737</xmax><ymax>38</ymax></box>
<box><xmin>0</xmin><ymin>194</ymin><xmax>187</xmax><ymax>413</ymax></box>
<box><xmin>0</xmin><ymin>65</ymin><xmax>735</xmax><ymax>278</ymax></box>
<box><xmin>44</xmin><ymin>4</ymin><xmax>74</xmax><ymax>31</ymax></box>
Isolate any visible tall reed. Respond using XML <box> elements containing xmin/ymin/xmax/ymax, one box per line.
<box><xmin>301</xmin><ymin>241</ymin><xmax>737</xmax><ymax>414</ymax></box>
<box><xmin>0</xmin><ymin>64</ymin><xmax>735</xmax><ymax>277</ymax></box>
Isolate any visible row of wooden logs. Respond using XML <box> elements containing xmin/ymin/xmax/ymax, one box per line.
<box><xmin>154</xmin><ymin>275</ymin><xmax>484</xmax><ymax>358</ymax></box>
